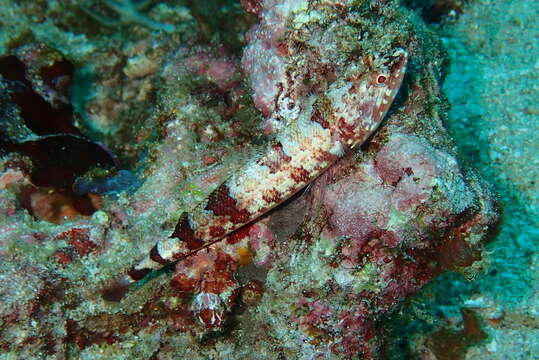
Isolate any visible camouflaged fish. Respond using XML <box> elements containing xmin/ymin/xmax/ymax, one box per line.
<box><xmin>103</xmin><ymin>49</ymin><xmax>408</xmax><ymax>301</ymax></box>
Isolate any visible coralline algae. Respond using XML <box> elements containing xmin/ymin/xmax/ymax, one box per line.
<box><xmin>0</xmin><ymin>0</ymin><xmax>498</xmax><ymax>359</ymax></box>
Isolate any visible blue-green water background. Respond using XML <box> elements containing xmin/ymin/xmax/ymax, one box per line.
<box><xmin>386</xmin><ymin>0</ymin><xmax>538</xmax><ymax>357</ymax></box>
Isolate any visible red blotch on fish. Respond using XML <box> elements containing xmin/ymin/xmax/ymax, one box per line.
<box><xmin>290</xmin><ymin>167</ymin><xmax>310</xmax><ymax>183</ymax></box>
<box><xmin>205</xmin><ymin>184</ymin><xmax>251</xmax><ymax>224</ymax></box>
<box><xmin>171</xmin><ymin>213</ymin><xmax>204</xmax><ymax>250</ymax></box>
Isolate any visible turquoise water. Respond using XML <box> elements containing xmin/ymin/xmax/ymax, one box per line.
<box><xmin>387</xmin><ymin>0</ymin><xmax>539</xmax><ymax>358</ymax></box>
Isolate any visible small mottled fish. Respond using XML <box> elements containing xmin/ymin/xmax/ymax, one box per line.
<box><xmin>102</xmin><ymin>49</ymin><xmax>408</xmax><ymax>301</ymax></box>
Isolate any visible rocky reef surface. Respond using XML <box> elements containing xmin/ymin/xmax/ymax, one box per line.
<box><xmin>0</xmin><ymin>0</ymin><xmax>505</xmax><ymax>359</ymax></box>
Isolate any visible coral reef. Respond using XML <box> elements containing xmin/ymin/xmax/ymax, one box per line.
<box><xmin>0</xmin><ymin>0</ymin><xmax>502</xmax><ymax>359</ymax></box>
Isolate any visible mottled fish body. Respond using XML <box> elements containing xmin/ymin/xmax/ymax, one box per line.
<box><xmin>103</xmin><ymin>49</ymin><xmax>408</xmax><ymax>301</ymax></box>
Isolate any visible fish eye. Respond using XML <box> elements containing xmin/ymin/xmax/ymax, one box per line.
<box><xmin>376</xmin><ymin>74</ymin><xmax>387</xmax><ymax>84</ymax></box>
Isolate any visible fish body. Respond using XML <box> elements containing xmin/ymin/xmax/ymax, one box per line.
<box><xmin>103</xmin><ymin>49</ymin><xmax>408</xmax><ymax>301</ymax></box>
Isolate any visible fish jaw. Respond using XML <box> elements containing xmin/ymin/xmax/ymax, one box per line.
<box><xmin>327</xmin><ymin>49</ymin><xmax>409</xmax><ymax>148</ymax></box>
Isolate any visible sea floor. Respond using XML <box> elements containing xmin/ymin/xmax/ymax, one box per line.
<box><xmin>386</xmin><ymin>0</ymin><xmax>539</xmax><ymax>358</ymax></box>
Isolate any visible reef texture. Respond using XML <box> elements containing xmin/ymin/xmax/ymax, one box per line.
<box><xmin>0</xmin><ymin>0</ymin><xmax>497</xmax><ymax>359</ymax></box>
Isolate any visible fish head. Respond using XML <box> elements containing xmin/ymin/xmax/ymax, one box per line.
<box><xmin>329</xmin><ymin>48</ymin><xmax>408</xmax><ymax>148</ymax></box>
